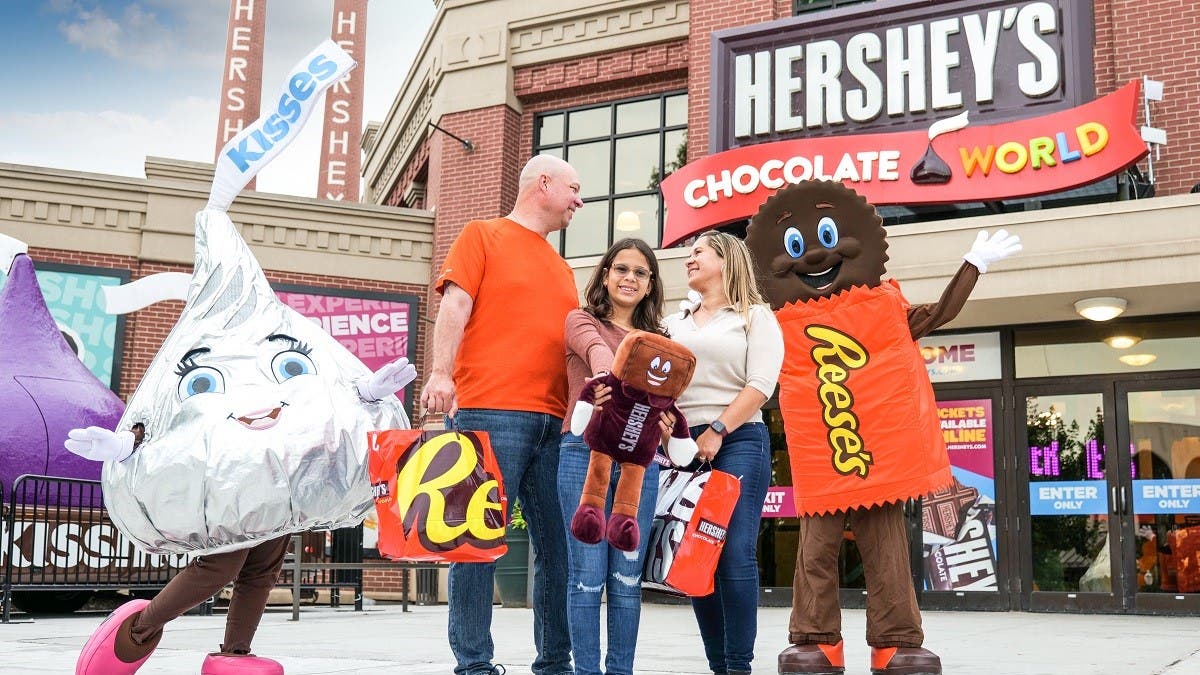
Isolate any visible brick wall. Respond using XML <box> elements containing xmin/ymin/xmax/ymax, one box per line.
<box><xmin>512</xmin><ymin>39</ymin><xmax>688</xmax><ymax>104</ymax></box>
<box><xmin>1097</xmin><ymin>0</ymin><xmax>1200</xmax><ymax>196</ymax></box>
<box><xmin>421</xmin><ymin>105</ymin><xmax>523</xmax><ymax>374</ymax></box>
<box><xmin>686</xmin><ymin>0</ymin><xmax>785</xmax><ymax>161</ymax></box>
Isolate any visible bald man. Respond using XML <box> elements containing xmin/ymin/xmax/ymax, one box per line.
<box><xmin>421</xmin><ymin>154</ymin><xmax>583</xmax><ymax>675</ymax></box>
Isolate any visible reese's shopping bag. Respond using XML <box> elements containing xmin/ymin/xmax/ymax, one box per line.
<box><xmin>368</xmin><ymin>425</ymin><xmax>508</xmax><ymax>562</ymax></box>
<box><xmin>641</xmin><ymin>465</ymin><xmax>740</xmax><ymax>596</ymax></box>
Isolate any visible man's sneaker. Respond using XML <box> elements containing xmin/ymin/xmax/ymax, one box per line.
<box><xmin>778</xmin><ymin>641</ymin><xmax>845</xmax><ymax>674</ymax></box>
<box><xmin>870</xmin><ymin>646</ymin><xmax>941</xmax><ymax>675</ymax></box>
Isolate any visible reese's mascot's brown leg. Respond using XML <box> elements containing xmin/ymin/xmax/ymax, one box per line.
<box><xmin>571</xmin><ymin>450</ymin><xmax>613</xmax><ymax>544</ymax></box>
<box><xmin>605</xmin><ymin>462</ymin><xmax>645</xmax><ymax>553</ymax></box>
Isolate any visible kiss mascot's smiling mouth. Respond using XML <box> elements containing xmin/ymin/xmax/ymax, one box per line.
<box><xmin>230</xmin><ymin>402</ymin><xmax>288</xmax><ymax>430</ymax></box>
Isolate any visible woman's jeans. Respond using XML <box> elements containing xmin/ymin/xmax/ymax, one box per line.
<box><xmin>448</xmin><ymin>409</ymin><xmax>573</xmax><ymax>675</ymax></box>
<box><xmin>558</xmin><ymin>433</ymin><xmax>661</xmax><ymax>675</ymax></box>
<box><xmin>689</xmin><ymin>422</ymin><xmax>770</xmax><ymax>674</ymax></box>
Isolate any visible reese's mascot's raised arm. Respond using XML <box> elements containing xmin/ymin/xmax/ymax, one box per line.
<box><xmin>570</xmin><ymin>330</ymin><xmax>698</xmax><ymax>551</ymax></box>
<box><xmin>743</xmin><ymin>181</ymin><xmax>1020</xmax><ymax>675</ymax></box>
<box><xmin>65</xmin><ymin>40</ymin><xmax>416</xmax><ymax>675</ymax></box>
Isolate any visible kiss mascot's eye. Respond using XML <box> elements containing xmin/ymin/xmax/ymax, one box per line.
<box><xmin>271</xmin><ymin>350</ymin><xmax>316</xmax><ymax>382</ymax></box>
<box><xmin>177</xmin><ymin>366</ymin><xmax>225</xmax><ymax>400</ymax></box>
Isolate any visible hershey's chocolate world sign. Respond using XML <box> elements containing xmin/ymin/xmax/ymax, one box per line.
<box><xmin>659</xmin><ymin>0</ymin><xmax>1149</xmax><ymax>247</ymax></box>
<box><xmin>712</xmin><ymin>0</ymin><xmax>1095</xmax><ymax>149</ymax></box>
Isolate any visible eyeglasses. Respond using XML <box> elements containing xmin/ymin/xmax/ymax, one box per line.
<box><xmin>609</xmin><ymin>263</ymin><xmax>652</xmax><ymax>281</ymax></box>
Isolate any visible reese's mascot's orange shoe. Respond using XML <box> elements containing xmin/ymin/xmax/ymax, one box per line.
<box><xmin>778</xmin><ymin>641</ymin><xmax>844</xmax><ymax>674</ymax></box>
<box><xmin>870</xmin><ymin>646</ymin><xmax>942</xmax><ymax>675</ymax></box>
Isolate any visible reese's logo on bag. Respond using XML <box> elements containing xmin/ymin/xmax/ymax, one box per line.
<box><xmin>369</xmin><ymin>427</ymin><xmax>509</xmax><ymax>562</ymax></box>
<box><xmin>806</xmin><ymin>324</ymin><xmax>874</xmax><ymax>478</ymax></box>
<box><xmin>394</xmin><ymin>431</ymin><xmax>506</xmax><ymax>552</ymax></box>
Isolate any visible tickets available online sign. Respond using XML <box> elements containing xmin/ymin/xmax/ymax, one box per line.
<box><xmin>660</xmin><ymin>81</ymin><xmax>1147</xmax><ymax>246</ymax></box>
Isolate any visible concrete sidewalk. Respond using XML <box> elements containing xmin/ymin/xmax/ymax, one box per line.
<box><xmin>1</xmin><ymin>600</ymin><xmax>1198</xmax><ymax>674</ymax></box>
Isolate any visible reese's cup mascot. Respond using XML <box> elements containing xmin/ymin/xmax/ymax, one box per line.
<box><xmin>743</xmin><ymin>181</ymin><xmax>1020</xmax><ymax>675</ymax></box>
<box><xmin>569</xmin><ymin>330</ymin><xmax>698</xmax><ymax>551</ymax></box>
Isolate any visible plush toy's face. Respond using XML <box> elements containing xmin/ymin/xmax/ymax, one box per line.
<box><xmin>611</xmin><ymin>331</ymin><xmax>695</xmax><ymax>399</ymax></box>
<box><xmin>744</xmin><ymin>181</ymin><xmax>889</xmax><ymax>309</ymax></box>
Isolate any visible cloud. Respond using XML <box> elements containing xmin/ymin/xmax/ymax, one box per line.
<box><xmin>53</xmin><ymin>1</ymin><xmax>227</xmax><ymax>69</ymax></box>
<box><xmin>0</xmin><ymin>96</ymin><xmax>216</xmax><ymax>179</ymax></box>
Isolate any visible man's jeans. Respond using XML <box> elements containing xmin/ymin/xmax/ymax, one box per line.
<box><xmin>448</xmin><ymin>409</ymin><xmax>573</xmax><ymax>675</ymax></box>
<box><xmin>689</xmin><ymin>422</ymin><xmax>771</xmax><ymax>674</ymax></box>
<box><xmin>557</xmin><ymin>433</ymin><xmax>660</xmax><ymax>675</ymax></box>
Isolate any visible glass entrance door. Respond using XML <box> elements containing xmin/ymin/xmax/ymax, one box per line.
<box><xmin>1016</xmin><ymin>386</ymin><xmax>1125</xmax><ymax>611</ymax></box>
<box><xmin>1118</xmin><ymin>380</ymin><xmax>1200</xmax><ymax>613</ymax></box>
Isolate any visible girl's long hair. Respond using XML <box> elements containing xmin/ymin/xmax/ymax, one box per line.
<box><xmin>582</xmin><ymin>238</ymin><xmax>666</xmax><ymax>335</ymax></box>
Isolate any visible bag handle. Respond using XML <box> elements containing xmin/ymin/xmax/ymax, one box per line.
<box><xmin>418</xmin><ymin>411</ymin><xmax>459</xmax><ymax>431</ymax></box>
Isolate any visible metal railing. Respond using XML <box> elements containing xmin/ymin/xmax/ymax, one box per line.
<box><xmin>1</xmin><ymin>474</ymin><xmax>188</xmax><ymax>622</ymax></box>
<box><xmin>281</xmin><ymin>526</ymin><xmax>447</xmax><ymax>621</ymax></box>
<box><xmin>1</xmin><ymin>475</ymin><xmax>444</xmax><ymax>622</ymax></box>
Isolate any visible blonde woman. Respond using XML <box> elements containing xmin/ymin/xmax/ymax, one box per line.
<box><xmin>664</xmin><ymin>231</ymin><xmax>784</xmax><ymax>675</ymax></box>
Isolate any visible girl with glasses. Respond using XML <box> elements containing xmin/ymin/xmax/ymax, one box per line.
<box><xmin>558</xmin><ymin>237</ymin><xmax>666</xmax><ymax>675</ymax></box>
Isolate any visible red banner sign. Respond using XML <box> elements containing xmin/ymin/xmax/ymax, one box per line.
<box><xmin>661</xmin><ymin>81</ymin><xmax>1146</xmax><ymax>247</ymax></box>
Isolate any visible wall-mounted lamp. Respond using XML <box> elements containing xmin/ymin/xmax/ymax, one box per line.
<box><xmin>1104</xmin><ymin>335</ymin><xmax>1142</xmax><ymax>349</ymax></box>
<box><xmin>1074</xmin><ymin>297</ymin><xmax>1127</xmax><ymax>322</ymax></box>
<box><xmin>427</xmin><ymin>121</ymin><xmax>474</xmax><ymax>153</ymax></box>
<box><xmin>615</xmin><ymin>211</ymin><xmax>642</xmax><ymax>231</ymax></box>
<box><xmin>1119</xmin><ymin>353</ymin><xmax>1157</xmax><ymax>367</ymax></box>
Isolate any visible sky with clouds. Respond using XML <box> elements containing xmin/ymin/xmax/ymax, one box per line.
<box><xmin>0</xmin><ymin>0</ymin><xmax>436</xmax><ymax>197</ymax></box>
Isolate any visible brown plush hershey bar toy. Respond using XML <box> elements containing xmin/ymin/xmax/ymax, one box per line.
<box><xmin>569</xmin><ymin>330</ymin><xmax>699</xmax><ymax>551</ymax></box>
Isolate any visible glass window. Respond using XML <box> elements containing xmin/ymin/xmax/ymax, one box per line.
<box><xmin>1127</xmin><ymin>388</ymin><xmax>1200</xmax><ymax>594</ymax></box>
<box><xmin>564</xmin><ymin>200</ymin><xmax>610</xmax><ymax>259</ymax></box>
<box><xmin>537</xmin><ymin>114</ymin><xmax>563</xmax><ymax>145</ymax></box>
<box><xmin>1025</xmin><ymin>393</ymin><xmax>1111</xmax><ymax>592</ymax></box>
<box><xmin>1015</xmin><ymin>318</ymin><xmax>1200</xmax><ymax>378</ymax></box>
<box><xmin>534</xmin><ymin>91</ymin><xmax>688</xmax><ymax>258</ymax></box>
<box><xmin>612</xmin><ymin>194</ymin><xmax>660</xmax><ymax>248</ymax></box>
<box><xmin>793</xmin><ymin>0</ymin><xmax>874</xmax><ymax>13</ymax></box>
<box><xmin>568</xmin><ymin>141</ymin><xmax>611</xmax><ymax>200</ymax></box>
<box><xmin>665</xmin><ymin>94</ymin><xmax>688</xmax><ymax>127</ymax></box>
<box><xmin>614</xmin><ymin>134</ymin><xmax>661</xmax><ymax>195</ymax></box>
<box><xmin>616</xmin><ymin>99</ymin><xmax>660</xmax><ymax>134</ymax></box>
<box><xmin>568</xmin><ymin>107</ymin><xmax>610</xmax><ymax>141</ymax></box>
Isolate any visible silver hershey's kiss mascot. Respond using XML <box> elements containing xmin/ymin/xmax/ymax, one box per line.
<box><xmin>67</xmin><ymin>41</ymin><xmax>413</xmax><ymax>675</ymax></box>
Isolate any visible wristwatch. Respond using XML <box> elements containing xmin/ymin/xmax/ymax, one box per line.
<box><xmin>708</xmin><ymin>420</ymin><xmax>729</xmax><ymax>438</ymax></box>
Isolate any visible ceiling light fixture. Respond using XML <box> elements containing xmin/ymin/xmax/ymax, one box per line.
<box><xmin>1074</xmin><ymin>297</ymin><xmax>1127</xmax><ymax>321</ymax></box>
<box><xmin>1119</xmin><ymin>353</ymin><xmax>1157</xmax><ymax>367</ymax></box>
<box><xmin>1104</xmin><ymin>335</ymin><xmax>1142</xmax><ymax>349</ymax></box>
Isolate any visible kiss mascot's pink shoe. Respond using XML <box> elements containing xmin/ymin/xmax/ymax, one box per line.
<box><xmin>76</xmin><ymin>598</ymin><xmax>160</xmax><ymax>675</ymax></box>
<box><xmin>201</xmin><ymin>653</ymin><xmax>285</xmax><ymax>674</ymax></box>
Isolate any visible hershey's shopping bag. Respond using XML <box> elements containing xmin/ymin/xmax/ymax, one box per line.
<box><xmin>642</xmin><ymin>466</ymin><xmax>740</xmax><ymax>596</ymax></box>
<box><xmin>368</xmin><ymin>427</ymin><xmax>508</xmax><ymax>562</ymax></box>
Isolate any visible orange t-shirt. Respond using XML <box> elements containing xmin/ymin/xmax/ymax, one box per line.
<box><xmin>435</xmin><ymin>218</ymin><xmax>579</xmax><ymax>417</ymax></box>
<box><xmin>775</xmin><ymin>280</ymin><xmax>951</xmax><ymax>516</ymax></box>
